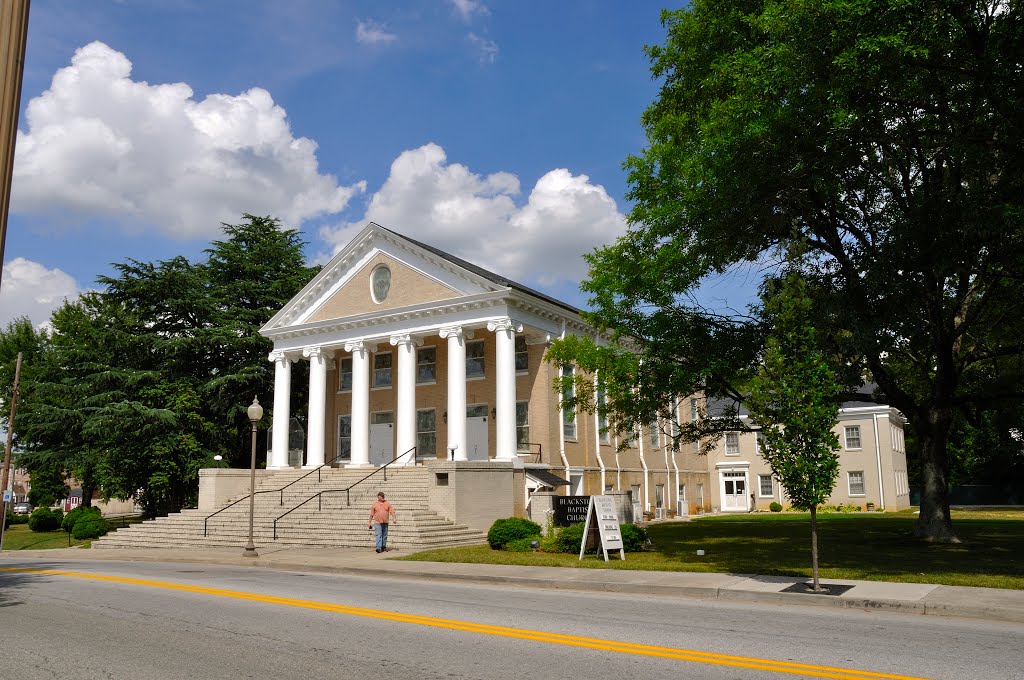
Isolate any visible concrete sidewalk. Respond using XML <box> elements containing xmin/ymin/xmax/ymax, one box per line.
<box><xmin>2</xmin><ymin>545</ymin><xmax>1021</xmax><ymax>625</ymax></box>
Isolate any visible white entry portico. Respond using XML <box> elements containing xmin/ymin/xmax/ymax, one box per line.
<box><xmin>259</xmin><ymin>223</ymin><xmax>579</xmax><ymax>471</ymax></box>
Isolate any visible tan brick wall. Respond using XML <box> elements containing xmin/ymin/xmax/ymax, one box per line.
<box><xmin>308</xmin><ymin>253</ymin><xmax>460</xmax><ymax>322</ymax></box>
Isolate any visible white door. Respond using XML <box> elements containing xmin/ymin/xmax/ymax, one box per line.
<box><xmin>369</xmin><ymin>423</ymin><xmax>394</xmax><ymax>466</ymax></box>
<box><xmin>466</xmin><ymin>405</ymin><xmax>489</xmax><ymax>461</ymax></box>
<box><xmin>466</xmin><ymin>418</ymin><xmax>489</xmax><ymax>460</ymax></box>
<box><xmin>677</xmin><ymin>484</ymin><xmax>688</xmax><ymax>516</ymax></box>
<box><xmin>721</xmin><ymin>471</ymin><xmax>748</xmax><ymax>511</ymax></box>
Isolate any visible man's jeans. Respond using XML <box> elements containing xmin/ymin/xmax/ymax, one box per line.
<box><xmin>373</xmin><ymin>522</ymin><xmax>389</xmax><ymax>551</ymax></box>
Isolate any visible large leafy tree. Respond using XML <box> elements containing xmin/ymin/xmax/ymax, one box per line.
<box><xmin>5</xmin><ymin>215</ymin><xmax>317</xmax><ymax>515</ymax></box>
<box><xmin>559</xmin><ymin>1</ymin><xmax>1023</xmax><ymax>541</ymax></box>
<box><xmin>746</xmin><ymin>272</ymin><xmax>841</xmax><ymax>591</ymax></box>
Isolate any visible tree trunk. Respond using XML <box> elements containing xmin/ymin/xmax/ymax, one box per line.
<box><xmin>810</xmin><ymin>504</ymin><xmax>821</xmax><ymax>591</ymax></box>
<box><xmin>913</xmin><ymin>409</ymin><xmax>959</xmax><ymax>542</ymax></box>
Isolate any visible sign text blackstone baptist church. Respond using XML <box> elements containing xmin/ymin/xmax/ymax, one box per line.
<box><xmin>553</xmin><ymin>496</ymin><xmax>591</xmax><ymax>526</ymax></box>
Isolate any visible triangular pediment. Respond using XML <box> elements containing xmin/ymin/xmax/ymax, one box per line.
<box><xmin>262</xmin><ymin>223</ymin><xmax>506</xmax><ymax>331</ymax></box>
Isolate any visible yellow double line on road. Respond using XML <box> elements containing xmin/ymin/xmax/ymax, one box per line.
<box><xmin>2</xmin><ymin>567</ymin><xmax>928</xmax><ymax>680</ymax></box>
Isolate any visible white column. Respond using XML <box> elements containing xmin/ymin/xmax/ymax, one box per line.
<box><xmin>303</xmin><ymin>346</ymin><xmax>330</xmax><ymax>468</ymax></box>
<box><xmin>390</xmin><ymin>334</ymin><xmax>421</xmax><ymax>466</ymax></box>
<box><xmin>344</xmin><ymin>340</ymin><xmax>375</xmax><ymax>467</ymax></box>
<box><xmin>268</xmin><ymin>350</ymin><xmax>292</xmax><ymax>469</ymax></box>
<box><xmin>440</xmin><ymin>326</ymin><xmax>468</xmax><ymax>461</ymax></box>
<box><xmin>487</xmin><ymin>317</ymin><xmax>523</xmax><ymax>461</ymax></box>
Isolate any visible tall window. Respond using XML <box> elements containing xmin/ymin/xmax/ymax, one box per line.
<box><xmin>561</xmin><ymin>364</ymin><xmax>576</xmax><ymax>439</ymax></box>
<box><xmin>755</xmin><ymin>430</ymin><xmax>766</xmax><ymax>455</ymax></box>
<box><xmin>758</xmin><ymin>474</ymin><xmax>773</xmax><ymax>497</ymax></box>
<box><xmin>516</xmin><ymin>401</ymin><xmax>530</xmax><ymax>452</ymax></box>
<box><xmin>848</xmin><ymin>470</ymin><xmax>865</xmax><ymax>495</ymax></box>
<box><xmin>466</xmin><ymin>339</ymin><xmax>485</xmax><ymax>378</ymax></box>
<box><xmin>417</xmin><ymin>409</ymin><xmax>436</xmax><ymax>457</ymax></box>
<box><xmin>597</xmin><ymin>380</ymin><xmax>609</xmax><ymax>443</ymax></box>
<box><xmin>514</xmin><ymin>335</ymin><xmax>528</xmax><ymax>372</ymax></box>
<box><xmin>725</xmin><ymin>432</ymin><xmax>740</xmax><ymax>455</ymax></box>
<box><xmin>649</xmin><ymin>418</ymin><xmax>659</xmax><ymax>446</ymax></box>
<box><xmin>337</xmin><ymin>415</ymin><xmax>351</xmax><ymax>460</ymax></box>
<box><xmin>417</xmin><ymin>346</ymin><xmax>437</xmax><ymax>384</ymax></box>
<box><xmin>338</xmin><ymin>357</ymin><xmax>353</xmax><ymax>392</ymax></box>
<box><xmin>845</xmin><ymin>425</ymin><xmax>862</xmax><ymax>449</ymax></box>
<box><xmin>373</xmin><ymin>352</ymin><xmax>392</xmax><ymax>387</ymax></box>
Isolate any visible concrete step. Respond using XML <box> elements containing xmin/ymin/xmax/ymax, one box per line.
<box><xmin>92</xmin><ymin>465</ymin><xmax>487</xmax><ymax>550</ymax></box>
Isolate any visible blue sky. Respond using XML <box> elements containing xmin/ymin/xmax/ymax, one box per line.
<box><xmin>3</xmin><ymin>1</ymin><xmax>758</xmax><ymax>329</ymax></box>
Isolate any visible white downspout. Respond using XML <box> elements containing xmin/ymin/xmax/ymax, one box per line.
<box><xmin>556</xmin><ymin>324</ymin><xmax>571</xmax><ymax>486</ymax></box>
<box><xmin>873</xmin><ymin>413</ymin><xmax>886</xmax><ymax>511</ymax></box>
<box><xmin>593</xmin><ymin>376</ymin><xmax>606</xmax><ymax>492</ymax></box>
<box><xmin>671</xmin><ymin>448</ymin><xmax>680</xmax><ymax>514</ymax></box>
<box><xmin>638</xmin><ymin>422</ymin><xmax>649</xmax><ymax>512</ymax></box>
<box><xmin>616</xmin><ymin>451</ymin><xmax>622</xmax><ymax>490</ymax></box>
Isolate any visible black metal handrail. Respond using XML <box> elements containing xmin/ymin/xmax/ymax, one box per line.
<box><xmin>519</xmin><ymin>442</ymin><xmax>543</xmax><ymax>464</ymax></box>
<box><xmin>203</xmin><ymin>452</ymin><xmax>348</xmax><ymax>537</ymax></box>
<box><xmin>272</xmin><ymin>446</ymin><xmax>416</xmax><ymax>540</ymax></box>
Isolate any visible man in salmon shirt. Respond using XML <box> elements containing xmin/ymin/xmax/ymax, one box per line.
<box><xmin>368</xmin><ymin>492</ymin><xmax>397</xmax><ymax>553</ymax></box>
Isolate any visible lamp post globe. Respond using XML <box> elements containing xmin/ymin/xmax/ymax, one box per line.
<box><xmin>243</xmin><ymin>396</ymin><xmax>263</xmax><ymax>558</ymax></box>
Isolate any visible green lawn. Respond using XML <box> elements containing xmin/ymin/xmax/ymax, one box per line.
<box><xmin>0</xmin><ymin>524</ymin><xmax>92</xmax><ymax>550</ymax></box>
<box><xmin>401</xmin><ymin>509</ymin><xmax>1024</xmax><ymax>590</ymax></box>
<box><xmin>1</xmin><ymin>516</ymin><xmax>145</xmax><ymax>551</ymax></box>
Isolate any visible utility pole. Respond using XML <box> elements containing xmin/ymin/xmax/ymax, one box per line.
<box><xmin>0</xmin><ymin>0</ymin><xmax>31</xmax><ymax>284</ymax></box>
<box><xmin>1</xmin><ymin>352</ymin><xmax>23</xmax><ymax>551</ymax></box>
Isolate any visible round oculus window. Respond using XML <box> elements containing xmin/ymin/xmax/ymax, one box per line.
<box><xmin>371</xmin><ymin>265</ymin><xmax>391</xmax><ymax>303</ymax></box>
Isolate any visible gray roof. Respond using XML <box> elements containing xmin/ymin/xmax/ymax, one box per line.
<box><xmin>707</xmin><ymin>384</ymin><xmax>885</xmax><ymax>418</ymax></box>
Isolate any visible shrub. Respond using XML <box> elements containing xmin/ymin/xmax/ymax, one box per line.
<box><xmin>486</xmin><ymin>517</ymin><xmax>542</xmax><ymax>550</ymax></box>
<box><xmin>72</xmin><ymin>516</ymin><xmax>111</xmax><ymax>540</ymax></box>
<box><xmin>505</xmin><ymin>537</ymin><xmax>540</xmax><ymax>552</ymax></box>
<box><xmin>62</xmin><ymin>505</ymin><xmax>101</xmax><ymax>533</ymax></box>
<box><xmin>28</xmin><ymin>507</ymin><xmax>64</xmax><ymax>532</ymax></box>
<box><xmin>769</xmin><ymin>502</ymin><xmax>783</xmax><ymax>513</ymax></box>
<box><xmin>619</xmin><ymin>523</ymin><xmax>648</xmax><ymax>552</ymax></box>
<box><xmin>554</xmin><ymin>522</ymin><xmax>585</xmax><ymax>553</ymax></box>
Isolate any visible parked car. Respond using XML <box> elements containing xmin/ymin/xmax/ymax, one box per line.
<box><xmin>12</xmin><ymin>502</ymin><xmax>32</xmax><ymax>515</ymax></box>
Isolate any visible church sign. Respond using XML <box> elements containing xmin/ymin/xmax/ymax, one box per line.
<box><xmin>553</xmin><ymin>495</ymin><xmax>591</xmax><ymax>527</ymax></box>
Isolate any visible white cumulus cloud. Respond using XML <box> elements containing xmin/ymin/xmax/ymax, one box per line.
<box><xmin>356</xmin><ymin>19</ymin><xmax>398</xmax><ymax>45</ymax></box>
<box><xmin>467</xmin><ymin>33</ymin><xmax>499</xmax><ymax>64</ymax></box>
<box><xmin>450</xmin><ymin>0</ymin><xmax>490</xmax><ymax>22</ymax></box>
<box><xmin>320</xmin><ymin>143</ymin><xmax>626</xmax><ymax>288</ymax></box>
<box><xmin>12</xmin><ymin>41</ymin><xmax>365</xmax><ymax>238</ymax></box>
<box><xmin>0</xmin><ymin>258</ymin><xmax>82</xmax><ymax>328</ymax></box>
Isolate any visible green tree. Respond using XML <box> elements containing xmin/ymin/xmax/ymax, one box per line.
<box><xmin>746</xmin><ymin>272</ymin><xmax>841</xmax><ymax>591</ymax></box>
<box><xmin>26</xmin><ymin>463</ymin><xmax>67</xmax><ymax>509</ymax></box>
<box><xmin>560</xmin><ymin>1</ymin><xmax>1024</xmax><ymax>541</ymax></box>
<box><xmin>12</xmin><ymin>215</ymin><xmax>318</xmax><ymax>516</ymax></box>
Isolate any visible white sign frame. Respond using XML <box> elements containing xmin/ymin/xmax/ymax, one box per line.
<box><xmin>578</xmin><ymin>495</ymin><xmax>625</xmax><ymax>561</ymax></box>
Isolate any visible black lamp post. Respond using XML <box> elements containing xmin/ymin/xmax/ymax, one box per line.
<box><xmin>243</xmin><ymin>396</ymin><xmax>263</xmax><ymax>558</ymax></box>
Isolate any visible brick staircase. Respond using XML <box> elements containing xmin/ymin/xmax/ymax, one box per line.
<box><xmin>92</xmin><ymin>466</ymin><xmax>487</xmax><ymax>552</ymax></box>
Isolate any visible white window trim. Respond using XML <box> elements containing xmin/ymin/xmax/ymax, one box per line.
<box><xmin>337</xmin><ymin>414</ymin><xmax>352</xmax><ymax>460</ymax></box>
<box><xmin>466</xmin><ymin>339</ymin><xmax>486</xmax><ymax>381</ymax></box>
<box><xmin>372</xmin><ymin>351</ymin><xmax>393</xmax><ymax>390</ymax></box>
<box><xmin>848</xmin><ymin>470</ymin><xmax>866</xmax><ymax>496</ymax></box>
<box><xmin>514</xmin><ymin>335</ymin><xmax>529</xmax><ymax>374</ymax></box>
<box><xmin>561</xmin><ymin>364</ymin><xmax>577</xmax><ymax>440</ymax></box>
<box><xmin>725</xmin><ymin>432</ymin><xmax>740</xmax><ymax>456</ymax></box>
<box><xmin>758</xmin><ymin>474</ymin><xmax>774</xmax><ymax>498</ymax></box>
<box><xmin>516</xmin><ymin>400</ymin><xmax>530</xmax><ymax>452</ymax></box>
<box><xmin>844</xmin><ymin>425</ymin><xmax>863</xmax><ymax>450</ymax></box>
<box><xmin>337</xmin><ymin>356</ymin><xmax>353</xmax><ymax>393</ymax></box>
<box><xmin>416</xmin><ymin>346</ymin><xmax>437</xmax><ymax>385</ymax></box>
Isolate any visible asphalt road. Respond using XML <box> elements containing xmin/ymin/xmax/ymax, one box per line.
<box><xmin>0</xmin><ymin>559</ymin><xmax>1020</xmax><ymax>680</ymax></box>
